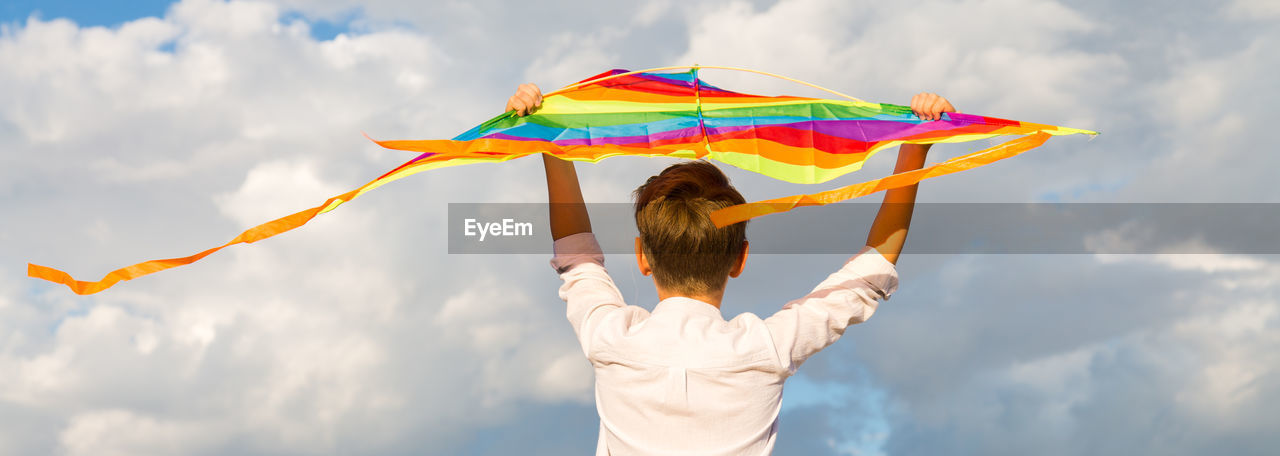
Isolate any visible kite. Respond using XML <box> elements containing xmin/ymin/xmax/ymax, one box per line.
<box><xmin>27</xmin><ymin>66</ymin><xmax>1096</xmax><ymax>295</ymax></box>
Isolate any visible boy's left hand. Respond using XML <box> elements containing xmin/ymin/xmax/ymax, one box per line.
<box><xmin>910</xmin><ymin>92</ymin><xmax>956</xmax><ymax>121</ymax></box>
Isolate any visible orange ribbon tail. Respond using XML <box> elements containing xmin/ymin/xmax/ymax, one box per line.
<box><xmin>710</xmin><ymin>132</ymin><xmax>1052</xmax><ymax>227</ymax></box>
<box><xmin>28</xmin><ymin>188</ymin><xmax>362</xmax><ymax>295</ymax></box>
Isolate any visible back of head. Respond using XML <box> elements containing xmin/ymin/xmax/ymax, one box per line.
<box><xmin>634</xmin><ymin>160</ymin><xmax>748</xmax><ymax>296</ymax></box>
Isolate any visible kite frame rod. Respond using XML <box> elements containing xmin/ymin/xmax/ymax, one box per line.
<box><xmin>543</xmin><ymin>65</ymin><xmax>868</xmax><ymax>104</ymax></box>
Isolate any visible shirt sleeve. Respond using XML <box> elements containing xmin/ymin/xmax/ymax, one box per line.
<box><xmin>763</xmin><ymin>246</ymin><xmax>899</xmax><ymax>375</ymax></box>
<box><xmin>550</xmin><ymin>232</ymin><xmax>626</xmax><ymax>355</ymax></box>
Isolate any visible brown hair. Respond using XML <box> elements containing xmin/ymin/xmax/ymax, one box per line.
<box><xmin>633</xmin><ymin>160</ymin><xmax>748</xmax><ymax>295</ymax></box>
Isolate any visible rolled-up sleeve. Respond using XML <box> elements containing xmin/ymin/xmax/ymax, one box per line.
<box><xmin>763</xmin><ymin>246</ymin><xmax>899</xmax><ymax>374</ymax></box>
<box><xmin>550</xmin><ymin>233</ymin><xmax>625</xmax><ymax>354</ymax></box>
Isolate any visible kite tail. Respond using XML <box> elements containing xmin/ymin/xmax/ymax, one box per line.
<box><xmin>25</xmin><ymin>139</ymin><xmax>522</xmax><ymax>295</ymax></box>
<box><xmin>28</xmin><ymin>188</ymin><xmax>363</xmax><ymax>295</ymax></box>
<box><xmin>709</xmin><ymin>132</ymin><xmax>1052</xmax><ymax>227</ymax></box>
<box><xmin>24</xmin><ymin>137</ymin><xmax>551</xmax><ymax>295</ymax></box>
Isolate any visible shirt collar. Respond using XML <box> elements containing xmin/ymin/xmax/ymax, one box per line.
<box><xmin>655</xmin><ymin>296</ymin><xmax>723</xmax><ymax>319</ymax></box>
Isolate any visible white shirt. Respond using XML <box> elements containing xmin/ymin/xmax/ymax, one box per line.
<box><xmin>551</xmin><ymin>233</ymin><xmax>898</xmax><ymax>456</ymax></box>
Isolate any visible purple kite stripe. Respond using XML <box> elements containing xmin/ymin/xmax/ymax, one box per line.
<box><xmin>485</xmin><ymin>127</ymin><xmax>704</xmax><ymax>147</ymax></box>
<box><xmin>631</xmin><ymin>72</ymin><xmax>695</xmax><ymax>89</ymax></box>
<box><xmin>704</xmin><ymin>119</ymin><xmax>984</xmax><ymax>142</ymax></box>
<box><xmin>408</xmin><ymin>151</ymin><xmax>440</xmax><ymax>162</ymax></box>
<box><xmin>602</xmin><ymin>69</ymin><xmax>737</xmax><ymax>95</ymax></box>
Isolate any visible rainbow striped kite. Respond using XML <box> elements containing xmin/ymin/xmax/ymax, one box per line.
<box><xmin>28</xmin><ymin>66</ymin><xmax>1096</xmax><ymax>295</ymax></box>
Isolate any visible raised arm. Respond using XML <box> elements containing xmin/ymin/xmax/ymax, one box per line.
<box><xmin>865</xmin><ymin>92</ymin><xmax>955</xmax><ymax>264</ymax></box>
<box><xmin>505</xmin><ymin>83</ymin><xmax>592</xmax><ymax>240</ymax></box>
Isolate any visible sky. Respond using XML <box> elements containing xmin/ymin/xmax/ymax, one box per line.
<box><xmin>1</xmin><ymin>0</ymin><xmax>1278</xmax><ymax>455</ymax></box>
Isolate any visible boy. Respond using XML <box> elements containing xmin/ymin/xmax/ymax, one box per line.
<box><xmin>507</xmin><ymin>83</ymin><xmax>954</xmax><ymax>455</ymax></box>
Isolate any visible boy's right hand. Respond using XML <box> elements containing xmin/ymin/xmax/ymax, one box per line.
<box><xmin>909</xmin><ymin>92</ymin><xmax>956</xmax><ymax>121</ymax></box>
<box><xmin>505</xmin><ymin>83</ymin><xmax>543</xmax><ymax>116</ymax></box>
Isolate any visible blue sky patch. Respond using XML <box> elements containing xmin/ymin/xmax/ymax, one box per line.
<box><xmin>4</xmin><ymin>1</ymin><xmax>358</xmax><ymax>42</ymax></box>
<box><xmin>2</xmin><ymin>0</ymin><xmax>176</xmax><ymax>28</ymax></box>
<box><xmin>279</xmin><ymin>9</ymin><xmax>361</xmax><ymax>41</ymax></box>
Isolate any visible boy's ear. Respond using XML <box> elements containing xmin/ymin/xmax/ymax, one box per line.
<box><xmin>634</xmin><ymin>237</ymin><xmax>652</xmax><ymax>276</ymax></box>
<box><xmin>729</xmin><ymin>240</ymin><xmax>749</xmax><ymax>278</ymax></box>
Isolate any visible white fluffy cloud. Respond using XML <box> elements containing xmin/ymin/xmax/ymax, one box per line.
<box><xmin>2</xmin><ymin>1</ymin><xmax>590</xmax><ymax>454</ymax></box>
<box><xmin>859</xmin><ymin>252</ymin><xmax>1280</xmax><ymax>456</ymax></box>
<box><xmin>1129</xmin><ymin>23</ymin><xmax>1280</xmax><ymax>202</ymax></box>
<box><xmin>1227</xmin><ymin>0</ymin><xmax>1280</xmax><ymax>19</ymax></box>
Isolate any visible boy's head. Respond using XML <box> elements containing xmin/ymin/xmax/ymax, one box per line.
<box><xmin>633</xmin><ymin>160</ymin><xmax>748</xmax><ymax>296</ymax></box>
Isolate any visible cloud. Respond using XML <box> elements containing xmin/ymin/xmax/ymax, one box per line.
<box><xmin>433</xmin><ymin>280</ymin><xmax>592</xmax><ymax>406</ymax></box>
<box><xmin>58</xmin><ymin>409</ymin><xmax>223</xmax><ymax>456</ymax></box>
<box><xmin>1227</xmin><ymin>0</ymin><xmax>1280</xmax><ymax>19</ymax></box>
<box><xmin>0</xmin><ymin>1</ymin><xmax>593</xmax><ymax>453</ymax></box>
<box><xmin>1125</xmin><ymin>22</ymin><xmax>1280</xmax><ymax>202</ymax></box>
<box><xmin>831</xmin><ymin>252</ymin><xmax>1280</xmax><ymax>456</ymax></box>
<box><xmin>213</xmin><ymin>160</ymin><xmax>342</xmax><ymax>227</ymax></box>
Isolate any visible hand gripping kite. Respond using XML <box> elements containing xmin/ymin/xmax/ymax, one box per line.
<box><xmin>28</xmin><ymin>66</ymin><xmax>1096</xmax><ymax>295</ymax></box>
